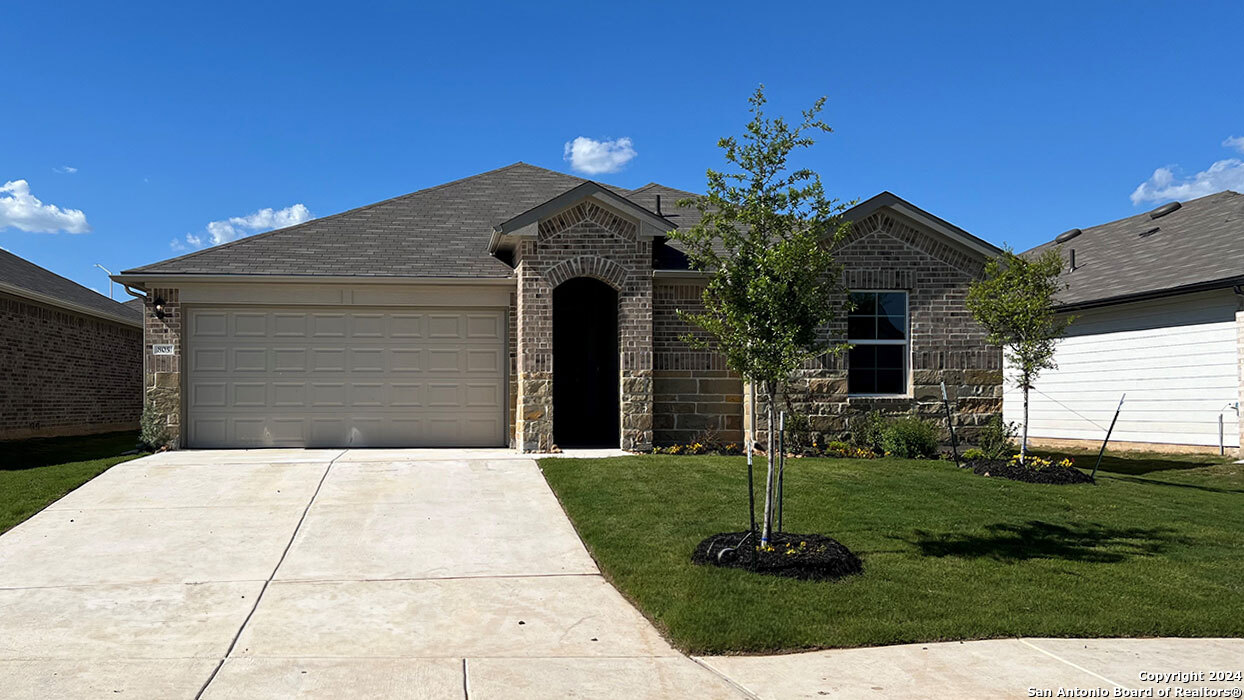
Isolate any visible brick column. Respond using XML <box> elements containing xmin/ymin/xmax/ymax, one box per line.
<box><xmin>514</xmin><ymin>241</ymin><xmax>554</xmax><ymax>452</ymax></box>
<box><xmin>144</xmin><ymin>287</ymin><xmax>182</xmax><ymax>447</ymax></box>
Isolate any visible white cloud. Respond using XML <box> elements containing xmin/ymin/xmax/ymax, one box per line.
<box><xmin>563</xmin><ymin>136</ymin><xmax>636</xmax><ymax>174</ymax></box>
<box><xmin>174</xmin><ymin>203</ymin><xmax>311</xmax><ymax>250</ymax></box>
<box><xmin>53</xmin><ymin>165</ymin><xmax>78</xmax><ymax>174</ymax></box>
<box><xmin>0</xmin><ymin>180</ymin><xmax>90</xmax><ymax>233</ymax></box>
<box><xmin>1130</xmin><ymin>137</ymin><xmax>1244</xmax><ymax>205</ymax></box>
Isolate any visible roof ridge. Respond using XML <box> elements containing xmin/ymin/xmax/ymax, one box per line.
<box><xmin>124</xmin><ymin>162</ymin><xmax>553</xmax><ymax>273</ymax></box>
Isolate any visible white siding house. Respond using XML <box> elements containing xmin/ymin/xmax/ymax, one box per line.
<box><xmin>1004</xmin><ymin>290</ymin><xmax>1239</xmax><ymax>450</ymax></box>
<box><xmin>1002</xmin><ymin>189</ymin><xmax>1244</xmax><ymax>454</ymax></box>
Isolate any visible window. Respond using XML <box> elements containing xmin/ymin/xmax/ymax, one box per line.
<box><xmin>847</xmin><ymin>291</ymin><xmax>908</xmax><ymax>395</ymax></box>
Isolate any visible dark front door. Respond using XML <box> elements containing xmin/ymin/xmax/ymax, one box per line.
<box><xmin>553</xmin><ymin>277</ymin><xmax>619</xmax><ymax>447</ymax></box>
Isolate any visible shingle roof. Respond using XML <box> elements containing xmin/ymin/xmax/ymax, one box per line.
<box><xmin>1026</xmin><ymin>190</ymin><xmax>1244</xmax><ymax>307</ymax></box>
<box><xmin>0</xmin><ymin>249</ymin><xmax>142</xmax><ymax>324</ymax></box>
<box><xmin>124</xmin><ymin>163</ymin><xmax>597</xmax><ymax>278</ymax></box>
<box><xmin>121</xmin><ymin>163</ymin><xmax>998</xmax><ymax>281</ymax></box>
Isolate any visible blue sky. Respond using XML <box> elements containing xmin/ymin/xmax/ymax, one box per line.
<box><xmin>3</xmin><ymin>1</ymin><xmax>1242</xmax><ymax>295</ymax></box>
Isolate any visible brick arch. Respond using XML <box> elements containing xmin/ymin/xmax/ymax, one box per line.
<box><xmin>544</xmin><ymin>255</ymin><xmax>628</xmax><ymax>291</ymax></box>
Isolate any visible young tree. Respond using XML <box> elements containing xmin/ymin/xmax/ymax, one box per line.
<box><xmin>671</xmin><ymin>86</ymin><xmax>851</xmax><ymax>545</ymax></box>
<box><xmin>965</xmin><ymin>247</ymin><xmax>1070</xmax><ymax>463</ymax></box>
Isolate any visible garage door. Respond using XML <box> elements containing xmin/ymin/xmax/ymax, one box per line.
<box><xmin>185</xmin><ymin>307</ymin><xmax>507</xmax><ymax>448</ymax></box>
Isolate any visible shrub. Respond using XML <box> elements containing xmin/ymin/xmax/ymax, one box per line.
<box><xmin>849</xmin><ymin>410</ymin><xmax>887</xmax><ymax>453</ymax></box>
<box><xmin>880</xmin><ymin>417</ymin><xmax>940</xmax><ymax>459</ymax></box>
<box><xmin>139</xmin><ymin>403</ymin><xmax>172</xmax><ymax>451</ymax></box>
<box><xmin>962</xmin><ymin>447</ymin><xmax>987</xmax><ymax>461</ymax></box>
<box><xmin>782</xmin><ymin>412</ymin><xmax>816</xmax><ymax>455</ymax></box>
<box><xmin>975</xmin><ymin>415</ymin><xmax>1017</xmax><ymax>460</ymax></box>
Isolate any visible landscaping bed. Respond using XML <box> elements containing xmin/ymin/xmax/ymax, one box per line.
<box><xmin>692</xmin><ymin>530</ymin><xmax>862</xmax><ymax>580</ymax></box>
<box><xmin>966</xmin><ymin>456</ymin><xmax>1094</xmax><ymax>485</ymax></box>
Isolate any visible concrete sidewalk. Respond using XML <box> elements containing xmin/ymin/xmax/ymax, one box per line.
<box><xmin>699</xmin><ymin>637</ymin><xmax>1244</xmax><ymax>699</ymax></box>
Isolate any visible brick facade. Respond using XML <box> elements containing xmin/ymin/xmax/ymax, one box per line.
<box><xmin>653</xmin><ymin>280</ymin><xmax>744</xmax><ymax>445</ymax></box>
<box><xmin>0</xmin><ymin>292</ymin><xmax>142</xmax><ymax>440</ymax></box>
<box><xmin>652</xmin><ymin>212</ymin><xmax>1003</xmax><ymax>447</ymax></box>
<box><xmin>760</xmin><ymin>212</ymin><xmax>1001</xmax><ymax>444</ymax></box>
<box><xmin>143</xmin><ymin>288</ymin><xmax>182</xmax><ymax>446</ymax></box>
<box><xmin>514</xmin><ymin>200</ymin><xmax>654</xmax><ymax>451</ymax></box>
<box><xmin>136</xmin><ymin>198</ymin><xmax>1000</xmax><ymax>452</ymax></box>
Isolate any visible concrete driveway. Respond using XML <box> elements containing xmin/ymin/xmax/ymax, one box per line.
<box><xmin>0</xmin><ymin>449</ymin><xmax>741</xmax><ymax>699</ymax></box>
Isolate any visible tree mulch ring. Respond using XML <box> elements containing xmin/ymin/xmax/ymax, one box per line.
<box><xmin>966</xmin><ymin>459</ymin><xmax>1095</xmax><ymax>485</ymax></box>
<box><xmin>692</xmin><ymin>531</ymin><xmax>862</xmax><ymax>581</ymax></box>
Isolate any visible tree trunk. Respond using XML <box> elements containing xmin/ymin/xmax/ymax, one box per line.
<box><xmin>760</xmin><ymin>385</ymin><xmax>777</xmax><ymax>544</ymax></box>
<box><xmin>1021</xmin><ymin>379</ymin><xmax>1030</xmax><ymax>464</ymax></box>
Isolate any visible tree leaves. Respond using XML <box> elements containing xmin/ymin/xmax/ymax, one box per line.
<box><xmin>668</xmin><ymin>85</ymin><xmax>851</xmax><ymax>390</ymax></box>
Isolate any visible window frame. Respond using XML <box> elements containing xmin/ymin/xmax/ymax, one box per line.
<box><xmin>846</xmin><ymin>289</ymin><xmax>911</xmax><ymax>397</ymax></box>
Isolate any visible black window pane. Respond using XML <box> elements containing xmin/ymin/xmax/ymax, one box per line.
<box><xmin>848</xmin><ymin>317</ymin><xmax>875</xmax><ymax>340</ymax></box>
<box><xmin>877</xmin><ymin>314</ymin><xmax>906</xmax><ymax>340</ymax></box>
<box><xmin>849</xmin><ymin>345</ymin><xmax>876</xmax><ymax>369</ymax></box>
<box><xmin>878</xmin><ymin>292</ymin><xmax>905</xmax><ymax>316</ymax></box>
<box><xmin>848</xmin><ymin>369</ymin><xmax>876</xmax><ymax>394</ymax></box>
<box><xmin>876</xmin><ymin>345</ymin><xmax>904</xmax><ymax>369</ymax></box>
<box><xmin>849</xmin><ymin>292</ymin><xmax>876</xmax><ymax>316</ymax></box>
<box><xmin>876</xmin><ymin>369</ymin><xmax>905</xmax><ymax>394</ymax></box>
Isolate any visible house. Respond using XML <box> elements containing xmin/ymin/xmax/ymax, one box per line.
<box><xmin>0</xmin><ymin>249</ymin><xmax>143</xmax><ymax>440</ymax></box>
<box><xmin>112</xmin><ymin>163</ymin><xmax>1003</xmax><ymax>451</ymax></box>
<box><xmin>1003</xmin><ymin>191</ymin><xmax>1244</xmax><ymax>455</ymax></box>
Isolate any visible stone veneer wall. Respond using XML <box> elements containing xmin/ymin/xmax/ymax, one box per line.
<box><xmin>513</xmin><ymin>200</ymin><xmax>654</xmax><ymax>452</ymax></box>
<box><xmin>652</xmin><ymin>280</ymin><xmax>744</xmax><ymax>445</ymax></box>
<box><xmin>656</xmin><ymin>213</ymin><xmax>1003</xmax><ymax>448</ymax></box>
<box><xmin>0</xmin><ymin>292</ymin><xmax>142</xmax><ymax>440</ymax></box>
<box><xmin>142</xmin><ymin>287</ymin><xmax>182</xmax><ymax>446</ymax></box>
<box><xmin>763</xmin><ymin>211</ymin><xmax>1002</xmax><ymax>444</ymax></box>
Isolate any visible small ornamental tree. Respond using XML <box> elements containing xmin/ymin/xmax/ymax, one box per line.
<box><xmin>671</xmin><ymin>86</ymin><xmax>851</xmax><ymax>544</ymax></box>
<box><xmin>965</xmin><ymin>247</ymin><xmax>1070</xmax><ymax>463</ymax></box>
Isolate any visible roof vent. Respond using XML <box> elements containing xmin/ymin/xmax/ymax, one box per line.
<box><xmin>1148</xmin><ymin>201</ymin><xmax>1181</xmax><ymax>219</ymax></box>
<box><xmin>1055</xmin><ymin>228</ymin><xmax>1082</xmax><ymax>243</ymax></box>
<box><xmin>1139</xmin><ymin>226</ymin><xmax>1160</xmax><ymax>238</ymax></box>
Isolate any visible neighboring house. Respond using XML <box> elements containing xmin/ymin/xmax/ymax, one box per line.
<box><xmin>0</xmin><ymin>249</ymin><xmax>143</xmax><ymax>440</ymax></box>
<box><xmin>113</xmin><ymin>163</ymin><xmax>1002</xmax><ymax>451</ymax></box>
<box><xmin>1004</xmin><ymin>191</ymin><xmax>1244</xmax><ymax>455</ymax></box>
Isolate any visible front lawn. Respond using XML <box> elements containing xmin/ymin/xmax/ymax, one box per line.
<box><xmin>0</xmin><ymin>431</ymin><xmax>145</xmax><ymax>534</ymax></box>
<box><xmin>540</xmin><ymin>451</ymin><xmax>1244</xmax><ymax>654</ymax></box>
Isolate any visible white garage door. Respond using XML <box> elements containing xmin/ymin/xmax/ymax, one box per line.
<box><xmin>185</xmin><ymin>306</ymin><xmax>507</xmax><ymax>448</ymax></box>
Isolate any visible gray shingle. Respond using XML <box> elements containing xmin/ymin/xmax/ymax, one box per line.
<box><xmin>0</xmin><ymin>249</ymin><xmax>142</xmax><ymax>322</ymax></box>
<box><xmin>1027</xmin><ymin>190</ymin><xmax>1244</xmax><ymax>306</ymax></box>
<box><xmin>124</xmin><ymin>163</ymin><xmax>598</xmax><ymax>278</ymax></box>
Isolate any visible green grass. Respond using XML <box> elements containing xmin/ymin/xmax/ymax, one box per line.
<box><xmin>539</xmin><ymin>450</ymin><xmax>1244</xmax><ymax>654</ymax></box>
<box><xmin>0</xmin><ymin>431</ymin><xmax>145</xmax><ymax>534</ymax></box>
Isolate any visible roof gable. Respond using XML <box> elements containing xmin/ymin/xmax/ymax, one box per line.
<box><xmin>843</xmin><ymin>192</ymin><xmax>1001</xmax><ymax>260</ymax></box>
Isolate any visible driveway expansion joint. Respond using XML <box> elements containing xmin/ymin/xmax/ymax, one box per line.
<box><xmin>192</xmin><ymin>450</ymin><xmax>345</xmax><ymax>699</ymax></box>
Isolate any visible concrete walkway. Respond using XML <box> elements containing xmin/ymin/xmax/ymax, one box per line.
<box><xmin>2</xmin><ymin>448</ymin><xmax>1240</xmax><ymax>698</ymax></box>
<box><xmin>0</xmin><ymin>448</ymin><xmax>739</xmax><ymax>698</ymax></box>
<box><xmin>699</xmin><ymin>637</ymin><xmax>1244</xmax><ymax>699</ymax></box>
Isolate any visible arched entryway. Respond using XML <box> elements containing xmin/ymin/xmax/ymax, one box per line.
<box><xmin>553</xmin><ymin>277</ymin><xmax>619</xmax><ymax>447</ymax></box>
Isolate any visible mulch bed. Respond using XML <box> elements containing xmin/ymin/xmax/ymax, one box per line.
<box><xmin>692</xmin><ymin>531</ymin><xmax>863</xmax><ymax>581</ymax></box>
<box><xmin>966</xmin><ymin>459</ymin><xmax>1095</xmax><ymax>485</ymax></box>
